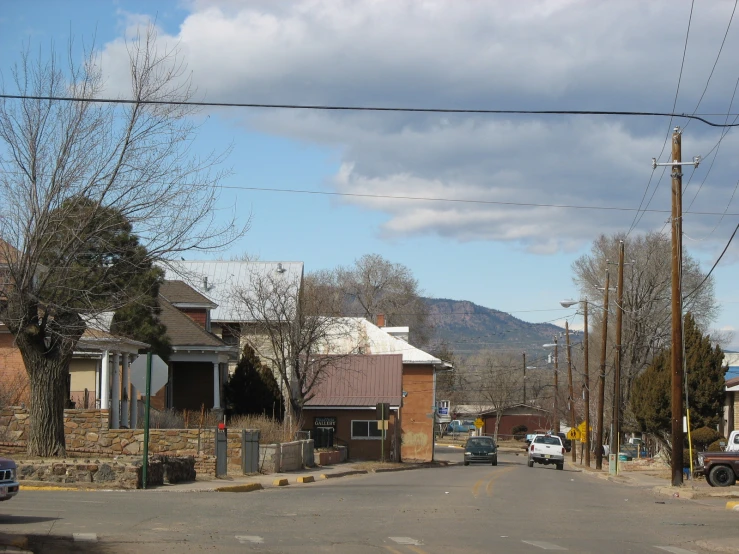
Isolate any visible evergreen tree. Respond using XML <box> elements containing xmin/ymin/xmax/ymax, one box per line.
<box><xmin>631</xmin><ymin>313</ymin><xmax>726</xmax><ymax>439</ymax></box>
<box><xmin>224</xmin><ymin>345</ymin><xmax>283</xmax><ymax>418</ymax></box>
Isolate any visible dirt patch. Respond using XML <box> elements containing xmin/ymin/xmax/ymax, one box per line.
<box><xmin>350</xmin><ymin>461</ymin><xmax>406</xmax><ymax>472</ymax></box>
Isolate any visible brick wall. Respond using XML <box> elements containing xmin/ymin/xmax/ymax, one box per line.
<box><xmin>0</xmin><ymin>333</ymin><xmax>30</xmax><ymax>405</ymax></box>
<box><xmin>400</xmin><ymin>365</ymin><xmax>435</xmax><ymax>462</ymax></box>
<box><xmin>178</xmin><ymin>308</ymin><xmax>207</xmax><ymax>327</ymax></box>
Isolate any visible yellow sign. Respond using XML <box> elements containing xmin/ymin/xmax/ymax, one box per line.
<box><xmin>577</xmin><ymin>421</ymin><xmax>592</xmax><ymax>441</ymax></box>
<box><xmin>474</xmin><ymin>418</ymin><xmax>484</xmax><ymax>429</ymax></box>
<box><xmin>566</xmin><ymin>428</ymin><xmax>581</xmax><ymax>440</ymax></box>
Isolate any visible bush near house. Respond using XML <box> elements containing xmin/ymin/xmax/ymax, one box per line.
<box><xmin>511</xmin><ymin>424</ymin><xmax>528</xmax><ymax>440</ymax></box>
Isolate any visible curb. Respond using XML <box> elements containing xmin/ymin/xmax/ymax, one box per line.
<box><xmin>320</xmin><ymin>470</ymin><xmax>368</xmax><ymax>480</ymax></box>
<box><xmin>215</xmin><ymin>483</ymin><xmax>264</xmax><ymax>493</ymax></box>
<box><xmin>296</xmin><ymin>476</ymin><xmax>314</xmax><ymax>484</ymax></box>
<box><xmin>272</xmin><ymin>478</ymin><xmax>289</xmax><ymax>487</ymax></box>
<box><xmin>727</xmin><ymin>501</ymin><xmax>739</xmax><ymax>511</ymax></box>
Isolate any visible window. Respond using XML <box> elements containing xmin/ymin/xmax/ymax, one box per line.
<box><xmin>734</xmin><ymin>434</ymin><xmax>739</xmax><ymax>445</ymax></box>
<box><xmin>534</xmin><ymin>436</ymin><xmax>561</xmax><ymax>446</ymax></box>
<box><xmin>351</xmin><ymin>420</ymin><xmax>383</xmax><ymax>440</ymax></box>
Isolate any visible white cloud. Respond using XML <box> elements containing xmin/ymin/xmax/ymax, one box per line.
<box><xmin>99</xmin><ymin>0</ymin><xmax>739</xmax><ymax>253</ymax></box>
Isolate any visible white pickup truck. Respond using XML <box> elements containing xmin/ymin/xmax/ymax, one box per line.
<box><xmin>527</xmin><ymin>434</ymin><xmax>566</xmax><ymax>470</ymax></box>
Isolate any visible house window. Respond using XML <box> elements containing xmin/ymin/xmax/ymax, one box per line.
<box><xmin>221</xmin><ymin>324</ymin><xmax>240</xmax><ymax>347</ymax></box>
<box><xmin>351</xmin><ymin>420</ymin><xmax>383</xmax><ymax>440</ymax></box>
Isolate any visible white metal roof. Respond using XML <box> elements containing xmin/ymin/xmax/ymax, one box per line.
<box><xmin>323</xmin><ymin>317</ymin><xmax>443</xmax><ymax>366</ymax></box>
<box><xmin>724</xmin><ymin>352</ymin><xmax>739</xmax><ymax>368</ymax></box>
<box><xmin>163</xmin><ymin>260</ymin><xmax>304</xmax><ymax>322</ymax></box>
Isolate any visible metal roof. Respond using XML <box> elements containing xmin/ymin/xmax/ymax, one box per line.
<box><xmin>323</xmin><ymin>317</ymin><xmax>444</xmax><ymax>366</ymax></box>
<box><xmin>162</xmin><ymin>260</ymin><xmax>304</xmax><ymax>322</ymax></box>
<box><xmin>304</xmin><ymin>354</ymin><xmax>403</xmax><ymax>408</ymax></box>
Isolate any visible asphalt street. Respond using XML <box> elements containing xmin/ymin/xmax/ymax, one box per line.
<box><xmin>0</xmin><ymin>447</ymin><xmax>737</xmax><ymax>553</ymax></box>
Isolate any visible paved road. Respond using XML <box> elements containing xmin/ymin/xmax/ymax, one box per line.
<box><xmin>1</xmin><ymin>447</ymin><xmax>737</xmax><ymax>553</ymax></box>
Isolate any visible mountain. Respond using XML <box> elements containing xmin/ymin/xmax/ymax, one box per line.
<box><xmin>425</xmin><ymin>298</ymin><xmax>565</xmax><ymax>358</ymax></box>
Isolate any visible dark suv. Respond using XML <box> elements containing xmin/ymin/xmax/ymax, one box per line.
<box><xmin>556</xmin><ymin>433</ymin><xmax>572</xmax><ymax>453</ymax></box>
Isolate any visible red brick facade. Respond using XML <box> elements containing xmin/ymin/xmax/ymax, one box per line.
<box><xmin>400</xmin><ymin>365</ymin><xmax>435</xmax><ymax>462</ymax></box>
<box><xmin>178</xmin><ymin>308</ymin><xmax>207</xmax><ymax>328</ymax></box>
<box><xmin>0</xmin><ymin>332</ymin><xmax>30</xmax><ymax>405</ymax></box>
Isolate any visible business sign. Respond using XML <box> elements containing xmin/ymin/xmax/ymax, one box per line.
<box><xmin>438</xmin><ymin>406</ymin><xmax>449</xmax><ymax>416</ymax></box>
<box><xmin>314</xmin><ymin>417</ymin><xmax>336</xmax><ymax>428</ymax></box>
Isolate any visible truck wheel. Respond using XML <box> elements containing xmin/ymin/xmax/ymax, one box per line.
<box><xmin>463</xmin><ymin>461</ymin><xmax>469</xmax><ymax>466</ymax></box>
<box><xmin>527</xmin><ymin>459</ymin><xmax>534</xmax><ymax>468</ymax></box>
<box><xmin>556</xmin><ymin>463</ymin><xmax>564</xmax><ymax>471</ymax></box>
<box><xmin>708</xmin><ymin>465</ymin><xmax>736</xmax><ymax>487</ymax></box>
<box><xmin>492</xmin><ymin>457</ymin><xmax>498</xmax><ymax>466</ymax></box>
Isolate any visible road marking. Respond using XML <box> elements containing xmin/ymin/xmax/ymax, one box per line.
<box><xmin>486</xmin><ymin>466</ymin><xmax>515</xmax><ymax>496</ymax></box>
<box><xmin>384</xmin><ymin>547</ymin><xmax>405</xmax><ymax>554</ymax></box>
<box><xmin>522</xmin><ymin>540</ymin><xmax>567</xmax><ymax>550</ymax></box>
<box><xmin>389</xmin><ymin>537</ymin><xmax>423</xmax><ymax>546</ymax></box>
<box><xmin>655</xmin><ymin>547</ymin><xmax>697</xmax><ymax>554</ymax></box>
<box><xmin>236</xmin><ymin>535</ymin><xmax>265</xmax><ymax>544</ymax></box>
<box><xmin>73</xmin><ymin>533</ymin><xmax>98</xmax><ymax>542</ymax></box>
<box><xmin>407</xmin><ymin>546</ymin><xmax>430</xmax><ymax>554</ymax></box>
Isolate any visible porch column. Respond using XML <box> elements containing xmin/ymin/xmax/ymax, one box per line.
<box><xmin>120</xmin><ymin>353</ymin><xmax>130</xmax><ymax>428</ymax></box>
<box><xmin>213</xmin><ymin>362</ymin><xmax>221</xmax><ymax>409</ymax></box>
<box><xmin>111</xmin><ymin>352</ymin><xmax>121</xmax><ymax>429</ymax></box>
<box><xmin>100</xmin><ymin>351</ymin><xmax>110</xmax><ymax>410</ymax></box>
<box><xmin>130</xmin><ymin>384</ymin><xmax>138</xmax><ymax>429</ymax></box>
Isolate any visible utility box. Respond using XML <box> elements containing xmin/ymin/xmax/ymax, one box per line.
<box><xmin>216</xmin><ymin>426</ymin><xmax>228</xmax><ymax>478</ymax></box>
<box><xmin>241</xmin><ymin>429</ymin><xmax>260</xmax><ymax>474</ymax></box>
<box><xmin>608</xmin><ymin>453</ymin><xmax>617</xmax><ymax>475</ymax></box>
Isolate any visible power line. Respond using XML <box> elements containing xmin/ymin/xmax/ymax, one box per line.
<box><xmin>684</xmin><ymin>221</ymin><xmax>739</xmax><ymax>301</ymax></box>
<box><xmin>3</xmin><ymin>93</ymin><xmax>739</xmax><ymax>127</ymax></box>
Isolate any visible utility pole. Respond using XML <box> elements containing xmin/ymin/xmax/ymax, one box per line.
<box><xmin>565</xmin><ymin>321</ymin><xmax>576</xmax><ymax>462</ymax></box>
<box><xmin>583</xmin><ymin>299</ymin><xmax>590</xmax><ymax>467</ymax></box>
<box><xmin>613</xmin><ymin>241</ymin><xmax>625</xmax><ymax>475</ymax></box>
<box><xmin>522</xmin><ymin>352</ymin><xmax>527</xmax><ymax>405</ymax></box>
<box><xmin>653</xmin><ymin>128</ymin><xmax>701</xmax><ymax>486</ymax></box>
<box><xmin>553</xmin><ymin>337</ymin><xmax>560</xmax><ymax>434</ymax></box>
<box><xmin>595</xmin><ymin>269</ymin><xmax>610</xmax><ymax>470</ymax></box>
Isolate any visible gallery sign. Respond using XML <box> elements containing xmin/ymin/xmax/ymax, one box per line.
<box><xmin>314</xmin><ymin>417</ymin><xmax>336</xmax><ymax>428</ymax></box>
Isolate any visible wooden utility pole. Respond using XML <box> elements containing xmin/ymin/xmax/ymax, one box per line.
<box><xmin>522</xmin><ymin>352</ymin><xmax>527</xmax><ymax>405</ymax></box>
<box><xmin>613</xmin><ymin>241</ymin><xmax>625</xmax><ymax>474</ymax></box>
<box><xmin>595</xmin><ymin>269</ymin><xmax>610</xmax><ymax>470</ymax></box>
<box><xmin>553</xmin><ymin>338</ymin><xmax>560</xmax><ymax>434</ymax></box>
<box><xmin>583</xmin><ymin>300</ymin><xmax>590</xmax><ymax>467</ymax></box>
<box><xmin>670</xmin><ymin>127</ymin><xmax>684</xmax><ymax>486</ymax></box>
<box><xmin>565</xmin><ymin>321</ymin><xmax>576</xmax><ymax>462</ymax></box>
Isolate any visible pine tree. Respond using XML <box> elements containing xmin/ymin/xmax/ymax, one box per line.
<box><xmin>224</xmin><ymin>345</ymin><xmax>283</xmax><ymax>418</ymax></box>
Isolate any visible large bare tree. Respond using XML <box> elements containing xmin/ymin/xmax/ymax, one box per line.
<box><xmin>572</xmin><ymin>232</ymin><xmax>717</xmax><ymax>423</ymax></box>
<box><xmin>470</xmin><ymin>351</ymin><xmax>522</xmax><ymax>441</ymax></box>
<box><xmin>234</xmin><ymin>269</ymin><xmax>355</xmax><ymax>425</ymax></box>
<box><xmin>0</xmin><ymin>27</ymin><xmax>244</xmax><ymax>456</ymax></box>
<box><xmin>337</xmin><ymin>253</ymin><xmax>432</xmax><ymax>346</ymax></box>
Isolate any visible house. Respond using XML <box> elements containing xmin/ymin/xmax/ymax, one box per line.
<box><xmin>723</xmin><ymin>375</ymin><xmax>739</xmax><ymax>437</ymax></box>
<box><xmin>320</xmin><ymin>316</ymin><xmax>451</xmax><ymax>463</ymax></box>
<box><xmin>479</xmin><ymin>403</ymin><xmax>551</xmax><ymax>438</ymax></box>
<box><xmin>152</xmin><ymin>281</ymin><xmax>239</xmax><ymax>412</ymax></box>
<box><xmin>303</xmin><ymin>354</ymin><xmax>403</xmax><ymax>461</ymax></box>
<box><xmin>0</xmin><ymin>322</ymin><xmax>148</xmax><ymax>429</ymax></box>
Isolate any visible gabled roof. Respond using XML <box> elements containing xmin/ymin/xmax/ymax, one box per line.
<box><xmin>162</xmin><ymin>260</ymin><xmax>304</xmax><ymax>322</ymax></box>
<box><xmin>323</xmin><ymin>317</ymin><xmax>445</xmax><ymax>367</ymax></box>
<box><xmin>304</xmin><ymin>354</ymin><xmax>403</xmax><ymax>408</ymax></box>
<box><xmin>727</xmin><ymin>375</ymin><xmax>739</xmax><ymax>391</ymax></box>
<box><xmin>160</xmin><ymin>280</ymin><xmax>217</xmax><ymax>308</ymax></box>
<box><xmin>157</xmin><ymin>296</ymin><xmax>228</xmax><ymax>349</ymax></box>
<box><xmin>725</xmin><ymin>352</ymin><xmax>739</xmax><ymax>368</ymax></box>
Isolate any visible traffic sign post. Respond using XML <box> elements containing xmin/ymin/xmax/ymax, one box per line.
<box><xmin>474</xmin><ymin>418</ymin><xmax>483</xmax><ymax>436</ymax></box>
<box><xmin>566</xmin><ymin>428</ymin><xmax>581</xmax><ymax>441</ymax></box>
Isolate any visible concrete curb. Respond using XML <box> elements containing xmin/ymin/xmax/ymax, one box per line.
<box><xmin>272</xmin><ymin>478</ymin><xmax>289</xmax><ymax>487</ymax></box>
<box><xmin>0</xmin><ymin>533</ymin><xmax>30</xmax><ymax>553</ymax></box>
<box><xmin>320</xmin><ymin>470</ymin><xmax>368</xmax><ymax>479</ymax></box>
<box><xmin>20</xmin><ymin>481</ymin><xmax>125</xmax><ymax>491</ymax></box>
<box><xmin>296</xmin><ymin>476</ymin><xmax>314</xmax><ymax>484</ymax></box>
<box><xmin>215</xmin><ymin>483</ymin><xmax>264</xmax><ymax>493</ymax></box>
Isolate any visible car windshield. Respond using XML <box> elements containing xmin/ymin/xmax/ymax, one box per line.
<box><xmin>534</xmin><ymin>436</ymin><xmax>561</xmax><ymax>445</ymax></box>
<box><xmin>467</xmin><ymin>438</ymin><xmax>494</xmax><ymax>447</ymax></box>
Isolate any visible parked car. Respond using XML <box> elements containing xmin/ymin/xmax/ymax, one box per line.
<box><xmin>446</xmin><ymin>420</ymin><xmax>476</xmax><ymax>435</ymax></box>
<box><xmin>0</xmin><ymin>457</ymin><xmax>19</xmax><ymax>501</ymax></box>
<box><xmin>527</xmin><ymin>434</ymin><xmax>565</xmax><ymax>470</ymax></box>
<box><xmin>556</xmin><ymin>432</ymin><xmax>572</xmax><ymax>453</ymax></box>
<box><xmin>694</xmin><ymin>448</ymin><xmax>739</xmax><ymax>487</ymax></box>
<box><xmin>463</xmin><ymin>436</ymin><xmax>498</xmax><ymax>466</ymax></box>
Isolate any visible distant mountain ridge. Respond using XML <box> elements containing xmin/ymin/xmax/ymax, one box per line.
<box><xmin>425</xmin><ymin>297</ymin><xmax>564</xmax><ymax>357</ymax></box>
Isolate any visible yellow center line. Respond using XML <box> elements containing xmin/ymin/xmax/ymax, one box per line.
<box><xmin>384</xmin><ymin>547</ymin><xmax>405</xmax><ymax>554</ymax></box>
<box><xmin>407</xmin><ymin>546</ymin><xmax>430</xmax><ymax>554</ymax></box>
<box><xmin>486</xmin><ymin>466</ymin><xmax>515</xmax><ymax>496</ymax></box>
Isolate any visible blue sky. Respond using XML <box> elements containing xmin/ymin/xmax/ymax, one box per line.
<box><xmin>3</xmin><ymin>0</ymin><xmax>739</xmax><ymax>347</ymax></box>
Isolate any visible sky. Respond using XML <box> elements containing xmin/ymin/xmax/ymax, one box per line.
<box><xmin>3</xmin><ymin>0</ymin><xmax>739</xmax><ymax>348</ymax></box>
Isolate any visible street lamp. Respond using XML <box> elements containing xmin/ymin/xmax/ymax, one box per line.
<box><xmin>561</xmin><ymin>299</ymin><xmax>590</xmax><ymax>467</ymax></box>
<box><xmin>542</xmin><ymin>339</ymin><xmax>559</xmax><ymax>434</ymax></box>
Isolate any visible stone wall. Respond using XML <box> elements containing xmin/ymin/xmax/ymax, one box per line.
<box><xmin>17</xmin><ymin>458</ymin><xmax>163</xmax><ymax>489</ymax></box>
<box><xmin>260</xmin><ymin>440</ymin><xmax>314</xmax><ymax>473</ymax></box>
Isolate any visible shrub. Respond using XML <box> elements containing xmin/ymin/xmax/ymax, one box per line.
<box><xmin>511</xmin><ymin>424</ymin><xmax>528</xmax><ymax>440</ymax></box>
<box><xmin>690</xmin><ymin>426</ymin><xmax>721</xmax><ymax>450</ymax></box>
<box><xmin>707</xmin><ymin>438</ymin><xmax>727</xmax><ymax>451</ymax></box>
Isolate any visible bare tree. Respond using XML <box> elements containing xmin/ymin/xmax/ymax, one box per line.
<box><xmin>470</xmin><ymin>351</ymin><xmax>522</xmax><ymax>441</ymax></box>
<box><xmin>0</xmin><ymin>27</ymin><xmax>244</xmax><ymax>456</ymax></box>
<box><xmin>234</xmin><ymin>268</ymin><xmax>356</xmax><ymax>425</ymax></box>
<box><xmin>337</xmin><ymin>254</ymin><xmax>432</xmax><ymax>346</ymax></box>
<box><xmin>572</xmin><ymin>232</ymin><xmax>717</xmax><ymax>420</ymax></box>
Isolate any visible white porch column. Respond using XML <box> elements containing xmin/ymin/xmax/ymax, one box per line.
<box><xmin>120</xmin><ymin>353</ymin><xmax>130</xmax><ymax>428</ymax></box>
<box><xmin>111</xmin><ymin>352</ymin><xmax>121</xmax><ymax>429</ymax></box>
<box><xmin>130</xmin><ymin>385</ymin><xmax>138</xmax><ymax>429</ymax></box>
<box><xmin>100</xmin><ymin>351</ymin><xmax>110</xmax><ymax>410</ymax></box>
<box><xmin>213</xmin><ymin>362</ymin><xmax>221</xmax><ymax>409</ymax></box>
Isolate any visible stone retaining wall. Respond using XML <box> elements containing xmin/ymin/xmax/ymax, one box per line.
<box><xmin>17</xmin><ymin>458</ymin><xmax>164</xmax><ymax>489</ymax></box>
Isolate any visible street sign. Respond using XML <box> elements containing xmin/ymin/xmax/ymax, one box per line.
<box><xmin>474</xmin><ymin>418</ymin><xmax>484</xmax><ymax>429</ymax></box>
<box><xmin>130</xmin><ymin>354</ymin><xmax>168</xmax><ymax>394</ymax></box>
<box><xmin>566</xmin><ymin>428</ymin><xmax>581</xmax><ymax>441</ymax></box>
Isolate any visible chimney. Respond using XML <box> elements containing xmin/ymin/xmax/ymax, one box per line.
<box><xmin>376</xmin><ymin>314</ymin><xmax>385</xmax><ymax>327</ymax></box>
